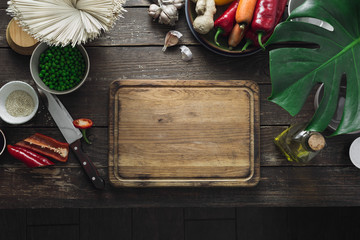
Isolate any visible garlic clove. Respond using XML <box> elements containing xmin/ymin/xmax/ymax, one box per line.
<box><xmin>162</xmin><ymin>30</ymin><xmax>183</xmax><ymax>52</ymax></box>
<box><xmin>148</xmin><ymin>4</ymin><xmax>162</xmax><ymax>19</ymax></box>
<box><xmin>161</xmin><ymin>0</ymin><xmax>175</xmax><ymax>4</ymax></box>
<box><xmin>180</xmin><ymin>45</ymin><xmax>193</xmax><ymax>61</ymax></box>
<box><xmin>173</xmin><ymin>0</ymin><xmax>185</xmax><ymax>9</ymax></box>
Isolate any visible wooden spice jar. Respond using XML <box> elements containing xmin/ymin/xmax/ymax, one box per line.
<box><xmin>6</xmin><ymin>18</ymin><xmax>39</xmax><ymax>55</ymax></box>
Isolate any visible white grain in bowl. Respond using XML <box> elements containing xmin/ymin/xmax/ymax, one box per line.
<box><xmin>0</xmin><ymin>81</ymin><xmax>39</xmax><ymax>124</ymax></box>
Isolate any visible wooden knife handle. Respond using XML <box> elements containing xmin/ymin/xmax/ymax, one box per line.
<box><xmin>70</xmin><ymin>140</ymin><xmax>105</xmax><ymax>190</ymax></box>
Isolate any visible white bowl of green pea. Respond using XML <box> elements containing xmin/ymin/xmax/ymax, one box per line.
<box><xmin>30</xmin><ymin>42</ymin><xmax>90</xmax><ymax>95</ymax></box>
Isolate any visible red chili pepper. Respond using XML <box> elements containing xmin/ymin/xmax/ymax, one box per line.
<box><xmin>73</xmin><ymin>118</ymin><xmax>93</xmax><ymax>129</ymax></box>
<box><xmin>242</xmin><ymin>0</ymin><xmax>287</xmax><ymax>51</ymax></box>
<box><xmin>250</xmin><ymin>0</ymin><xmax>279</xmax><ymax>49</ymax></box>
<box><xmin>15</xmin><ymin>133</ymin><xmax>69</xmax><ymax>162</ymax></box>
<box><xmin>73</xmin><ymin>118</ymin><xmax>93</xmax><ymax>145</ymax></box>
<box><xmin>214</xmin><ymin>0</ymin><xmax>240</xmax><ymax>47</ymax></box>
<box><xmin>7</xmin><ymin>145</ymin><xmax>54</xmax><ymax>168</ymax></box>
<box><xmin>275</xmin><ymin>0</ymin><xmax>288</xmax><ymax>24</ymax></box>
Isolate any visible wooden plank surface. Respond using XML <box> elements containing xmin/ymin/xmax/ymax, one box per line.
<box><xmin>184</xmin><ymin>208</ymin><xmax>236</xmax><ymax>219</ymax></box>
<box><xmin>0</xmin><ymin>2</ymin><xmax>359</xmax><ymax>207</ymax></box>
<box><xmin>80</xmin><ymin>208</ymin><xmax>132</xmax><ymax>240</ymax></box>
<box><xmin>27</xmin><ymin>226</ymin><xmax>79</xmax><ymax>240</ymax></box>
<box><xmin>27</xmin><ymin>209</ymin><xmax>79</xmax><ymax>225</ymax></box>
<box><xmin>1</xmin><ymin>207</ymin><xmax>359</xmax><ymax>239</ymax></box>
<box><xmin>237</xmin><ymin>208</ymin><xmax>288</xmax><ymax>240</ymax></box>
<box><xmin>0</xmin><ymin>209</ymin><xmax>26</xmax><ymax>240</ymax></box>
<box><xmin>132</xmin><ymin>208</ymin><xmax>184</xmax><ymax>240</ymax></box>
<box><xmin>0</xmin><ymin>166</ymin><xmax>359</xmax><ymax>207</ymax></box>
<box><xmin>185</xmin><ymin>219</ymin><xmax>236</xmax><ymax>240</ymax></box>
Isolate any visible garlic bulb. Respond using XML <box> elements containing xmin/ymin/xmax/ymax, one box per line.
<box><xmin>180</xmin><ymin>46</ymin><xmax>193</xmax><ymax>61</ymax></box>
<box><xmin>148</xmin><ymin>0</ymin><xmax>184</xmax><ymax>26</ymax></box>
<box><xmin>159</xmin><ymin>4</ymin><xmax>178</xmax><ymax>26</ymax></box>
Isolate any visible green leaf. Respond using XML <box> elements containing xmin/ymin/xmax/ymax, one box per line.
<box><xmin>266</xmin><ymin>0</ymin><xmax>360</xmax><ymax>136</ymax></box>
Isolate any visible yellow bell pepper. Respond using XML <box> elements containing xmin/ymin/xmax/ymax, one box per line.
<box><xmin>215</xmin><ymin>0</ymin><xmax>235</xmax><ymax>6</ymax></box>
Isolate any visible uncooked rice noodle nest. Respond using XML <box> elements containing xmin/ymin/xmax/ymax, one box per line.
<box><xmin>7</xmin><ymin>0</ymin><xmax>127</xmax><ymax>47</ymax></box>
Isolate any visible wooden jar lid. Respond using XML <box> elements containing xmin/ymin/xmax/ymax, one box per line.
<box><xmin>6</xmin><ymin>19</ymin><xmax>39</xmax><ymax>55</ymax></box>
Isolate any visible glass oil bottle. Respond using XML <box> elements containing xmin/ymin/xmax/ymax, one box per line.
<box><xmin>274</xmin><ymin>123</ymin><xmax>326</xmax><ymax>163</ymax></box>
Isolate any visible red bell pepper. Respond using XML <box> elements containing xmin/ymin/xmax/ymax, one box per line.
<box><xmin>7</xmin><ymin>145</ymin><xmax>54</xmax><ymax>168</ymax></box>
<box><xmin>73</xmin><ymin>118</ymin><xmax>93</xmax><ymax>144</ymax></box>
<box><xmin>15</xmin><ymin>133</ymin><xmax>69</xmax><ymax>162</ymax></box>
<box><xmin>213</xmin><ymin>0</ymin><xmax>240</xmax><ymax>47</ymax></box>
<box><xmin>242</xmin><ymin>0</ymin><xmax>287</xmax><ymax>50</ymax></box>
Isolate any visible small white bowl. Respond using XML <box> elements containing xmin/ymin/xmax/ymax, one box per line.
<box><xmin>350</xmin><ymin>137</ymin><xmax>360</xmax><ymax>169</ymax></box>
<box><xmin>30</xmin><ymin>42</ymin><xmax>90</xmax><ymax>95</ymax></box>
<box><xmin>0</xmin><ymin>129</ymin><xmax>5</xmax><ymax>156</ymax></box>
<box><xmin>0</xmin><ymin>81</ymin><xmax>39</xmax><ymax>124</ymax></box>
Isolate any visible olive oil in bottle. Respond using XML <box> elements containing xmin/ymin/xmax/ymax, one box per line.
<box><xmin>274</xmin><ymin>123</ymin><xmax>326</xmax><ymax>163</ymax></box>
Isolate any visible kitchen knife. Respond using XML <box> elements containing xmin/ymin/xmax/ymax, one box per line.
<box><xmin>37</xmin><ymin>88</ymin><xmax>105</xmax><ymax>190</ymax></box>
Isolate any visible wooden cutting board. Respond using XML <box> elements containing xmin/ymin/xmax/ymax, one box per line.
<box><xmin>109</xmin><ymin>80</ymin><xmax>260</xmax><ymax>187</ymax></box>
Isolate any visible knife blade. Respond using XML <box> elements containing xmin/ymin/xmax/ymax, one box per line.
<box><xmin>38</xmin><ymin>88</ymin><xmax>105</xmax><ymax>190</ymax></box>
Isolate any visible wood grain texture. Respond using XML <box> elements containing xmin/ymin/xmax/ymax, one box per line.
<box><xmin>80</xmin><ymin>208</ymin><xmax>132</xmax><ymax>240</ymax></box>
<box><xmin>287</xmin><ymin>208</ymin><xmax>343</xmax><ymax>240</ymax></box>
<box><xmin>0</xmin><ymin>2</ymin><xmax>359</xmax><ymax>207</ymax></box>
<box><xmin>0</xmin><ymin>209</ymin><xmax>26</xmax><ymax>240</ymax></box>
<box><xmin>0</xmin><ymin>166</ymin><xmax>360</xmax><ymax>208</ymax></box>
<box><xmin>237</xmin><ymin>208</ymin><xmax>288</xmax><ymax>240</ymax></box>
<box><xmin>184</xmin><ymin>208</ymin><xmax>236</xmax><ymax>219</ymax></box>
<box><xmin>27</xmin><ymin>209</ymin><xmax>79</xmax><ymax>225</ymax></box>
<box><xmin>0</xmin><ymin>46</ymin><xmax>269</xmax><ymax>84</ymax></box>
<box><xmin>185</xmin><ymin>219</ymin><xmax>236</xmax><ymax>240</ymax></box>
<box><xmin>109</xmin><ymin>80</ymin><xmax>260</xmax><ymax>187</ymax></box>
<box><xmin>27</xmin><ymin>225</ymin><xmax>79</xmax><ymax>240</ymax></box>
<box><xmin>132</xmin><ymin>208</ymin><xmax>184</xmax><ymax>240</ymax></box>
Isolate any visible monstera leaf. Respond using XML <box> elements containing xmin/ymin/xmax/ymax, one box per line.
<box><xmin>266</xmin><ymin>0</ymin><xmax>360</xmax><ymax>135</ymax></box>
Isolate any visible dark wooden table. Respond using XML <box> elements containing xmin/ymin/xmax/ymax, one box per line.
<box><xmin>0</xmin><ymin>0</ymin><xmax>360</xmax><ymax>208</ymax></box>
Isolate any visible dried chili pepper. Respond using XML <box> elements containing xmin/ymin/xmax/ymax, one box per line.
<box><xmin>214</xmin><ymin>0</ymin><xmax>239</xmax><ymax>46</ymax></box>
<box><xmin>7</xmin><ymin>145</ymin><xmax>54</xmax><ymax>168</ymax></box>
<box><xmin>73</xmin><ymin>118</ymin><xmax>93</xmax><ymax>145</ymax></box>
<box><xmin>242</xmin><ymin>0</ymin><xmax>287</xmax><ymax>51</ymax></box>
<box><xmin>15</xmin><ymin>133</ymin><xmax>69</xmax><ymax>162</ymax></box>
<box><xmin>251</xmin><ymin>0</ymin><xmax>279</xmax><ymax>49</ymax></box>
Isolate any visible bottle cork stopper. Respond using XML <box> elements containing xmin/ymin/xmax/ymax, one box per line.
<box><xmin>308</xmin><ymin>133</ymin><xmax>326</xmax><ymax>151</ymax></box>
<box><xmin>6</xmin><ymin>19</ymin><xmax>39</xmax><ymax>55</ymax></box>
